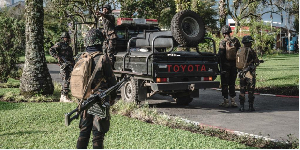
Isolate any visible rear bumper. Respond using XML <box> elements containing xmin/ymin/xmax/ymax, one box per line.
<box><xmin>150</xmin><ymin>81</ymin><xmax>220</xmax><ymax>91</ymax></box>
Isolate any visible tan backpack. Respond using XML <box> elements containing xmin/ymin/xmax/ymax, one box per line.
<box><xmin>236</xmin><ymin>47</ymin><xmax>250</xmax><ymax>70</ymax></box>
<box><xmin>70</xmin><ymin>52</ymin><xmax>104</xmax><ymax>100</ymax></box>
<box><xmin>225</xmin><ymin>39</ymin><xmax>237</xmax><ymax>60</ymax></box>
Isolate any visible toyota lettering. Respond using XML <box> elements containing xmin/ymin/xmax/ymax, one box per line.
<box><xmin>167</xmin><ymin>64</ymin><xmax>206</xmax><ymax>72</ymax></box>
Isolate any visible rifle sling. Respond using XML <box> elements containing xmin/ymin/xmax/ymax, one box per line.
<box><xmin>243</xmin><ymin>48</ymin><xmax>250</xmax><ymax>69</ymax></box>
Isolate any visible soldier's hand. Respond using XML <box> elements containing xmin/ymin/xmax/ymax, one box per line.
<box><xmin>110</xmin><ymin>99</ymin><xmax>115</xmax><ymax>106</ymax></box>
<box><xmin>57</xmin><ymin>57</ymin><xmax>63</xmax><ymax>63</ymax></box>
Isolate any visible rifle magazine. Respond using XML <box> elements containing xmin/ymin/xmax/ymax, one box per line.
<box><xmin>87</xmin><ymin>103</ymin><xmax>106</xmax><ymax>119</ymax></box>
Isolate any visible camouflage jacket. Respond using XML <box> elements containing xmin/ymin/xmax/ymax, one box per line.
<box><xmin>102</xmin><ymin>14</ymin><xmax>117</xmax><ymax>40</ymax></box>
<box><xmin>49</xmin><ymin>41</ymin><xmax>74</xmax><ymax>65</ymax></box>
<box><xmin>218</xmin><ymin>37</ymin><xmax>241</xmax><ymax>66</ymax></box>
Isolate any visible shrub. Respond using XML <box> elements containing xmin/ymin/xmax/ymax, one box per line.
<box><xmin>0</xmin><ymin>12</ymin><xmax>25</xmax><ymax>83</ymax></box>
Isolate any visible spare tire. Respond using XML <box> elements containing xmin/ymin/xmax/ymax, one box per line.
<box><xmin>171</xmin><ymin>10</ymin><xmax>205</xmax><ymax>47</ymax></box>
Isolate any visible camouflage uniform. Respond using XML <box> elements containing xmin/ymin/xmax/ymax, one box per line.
<box><xmin>218</xmin><ymin>25</ymin><xmax>241</xmax><ymax>107</ymax></box>
<box><xmin>49</xmin><ymin>32</ymin><xmax>74</xmax><ymax>96</ymax></box>
<box><xmin>76</xmin><ymin>29</ymin><xmax>117</xmax><ymax>149</ymax></box>
<box><xmin>101</xmin><ymin>5</ymin><xmax>117</xmax><ymax>63</ymax></box>
<box><xmin>238</xmin><ymin>36</ymin><xmax>260</xmax><ymax>112</ymax></box>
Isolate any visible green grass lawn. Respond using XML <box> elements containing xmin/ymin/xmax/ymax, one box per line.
<box><xmin>19</xmin><ymin>54</ymin><xmax>57</xmax><ymax>63</ymax></box>
<box><xmin>0</xmin><ymin>78</ymin><xmax>20</xmax><ymax>96</ymax></box>
<box><xmin>255</xmin><ymin>54</ymin><xmax>299</xmax><ymax>88</ymax></box>
<box><xmin>216</xmin><ymin>54</ymin><xmax>299</xmax><ymax>88</ymax></box>
<box><xmin>0</xmin><ymin>101</ymin><xmax>251</xmax><ymax>149</ymax></box>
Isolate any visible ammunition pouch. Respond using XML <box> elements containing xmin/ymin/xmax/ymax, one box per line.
<box><xmin>93</xmin><ymin>113</ymin><xmax>110</xmax><ymax>133</ymax></box>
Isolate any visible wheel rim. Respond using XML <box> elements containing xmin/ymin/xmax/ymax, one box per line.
<box><xmin>124</xmin><ymin>81</ymin><xmax>132</xmax><ymax>101</ymax></box>
<box><xmin>181</xmin><ymin>17</ymin><xmax>199</xmax><ymax>37</ymax></box>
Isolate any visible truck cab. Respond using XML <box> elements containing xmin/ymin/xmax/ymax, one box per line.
<box><xmin>113</xmin><ymin>10</ymin><xmax>220</xmax><ymax>105</ymax></box>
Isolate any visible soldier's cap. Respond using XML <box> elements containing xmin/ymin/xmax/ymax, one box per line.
<box><xmin>61</xmin><ymin>32</ymin><xmax>70</xmax><ymax>38</ymax></box>
<box><xmin>103</xmin><ymin>4</ymin><xmax>111</xmax><ymax>10</ymax></box>
<box><xmin>242</xmin><ymin>35</ymin><xmax>254</xmax><ymax>43</ymax></box>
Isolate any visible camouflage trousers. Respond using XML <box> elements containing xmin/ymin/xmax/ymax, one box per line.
<box><xmin>76</xmin><ymin>111</ymin><xmax>110</xmax><ymax>149</ymax></box>
<box><xmin>60</xmin><ymin>68</ymin><xmax>71</xmax><ymax>95</ymax></box>
<box><xmin>103</xmin><ymin>39</ymin><xmax>117</xmax><ymax>64</ymax></box>
<box><xmin>221</xmin><ymin>65</ymin><xmax>237</xmax><ymax>99</ymax></box>
<box><xmin>239</xmin><ymin>71</ymin><xmax>256</xmax><ymax>104</ymax></box>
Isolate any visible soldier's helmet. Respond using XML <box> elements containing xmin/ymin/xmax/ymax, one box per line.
<box><xmin>242</xmin><ymin>35</ymin><xmax>254</xmax><ymax>44</ymax></box>
<box><xmin>61</xmin><ymin>32</ymin><xmax>70</xmax><ymax>39</ymax></box>
<box><xmin>103</xmin><ymin>4</ymin><xmax>112</xmax><ymax>13</ymax></box>
<box><xmin>221</xmin><ymin>25</ymin><xmax>232</xmax><ymax>34</ymax></box>
<box><xmin>84</xmin><ymin>29</ymin><xmax>104</xmax><ymax>47</ymax></box>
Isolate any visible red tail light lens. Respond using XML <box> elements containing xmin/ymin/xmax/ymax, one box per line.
<box><xmin>202</xmin><ymin>77</ymin><xmax>213</xmax><ymax>81</ymax></box>
<box><xmin>156</xmin><ymin>78</ymin><xmax>168</xmax><ymax>83</ymax></box>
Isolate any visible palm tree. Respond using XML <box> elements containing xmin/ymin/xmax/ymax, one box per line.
<box><xmin>20</xmin><ymin>0</ymin><xmax>54</xmax><ymax>96</ymax></box>
<box><xmin>219</xmin><ymin>0</ymin><xmax>227</xmax><ymax>28</ymax></box>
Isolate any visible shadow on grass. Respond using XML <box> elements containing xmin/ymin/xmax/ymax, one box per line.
<box><xmin>0</xmin><ymin>130</ymin><xmax>47</xmax><ymax>136</ymax></box>
<box><xmin>269</xmin><ymin>55</ymin><xmax>299</xmax><ymax>59</ymax></box>
<box><xmin>0</xmin><ymin>101</ymin><xmax>21</xmax><ymax>111</ymax></box>
<box><xmin>267</xmin><ymin>75</ymin><xmax>299</xmax><ymax>81</ymax></box>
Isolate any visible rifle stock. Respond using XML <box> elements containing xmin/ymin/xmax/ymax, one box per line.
<box><xmin>65</xmin><ymin>76</ymin><xmax>130</xmax><ymax>126</ymax></box>
<box><xmin>65</xmin><ymin>108</ymin><xmax>79</xmax><ymax>126</ymax></box>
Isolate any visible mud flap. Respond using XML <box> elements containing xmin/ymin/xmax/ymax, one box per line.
<box><xmin>137</xmin><ymin>79</ymin><xmax>147</xmax><ymax>101</ymax></box>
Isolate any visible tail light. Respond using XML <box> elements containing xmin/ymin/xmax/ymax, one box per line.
<box><xmin>156</xmin><ymin>78</ymin><xmax>168</xmax><ymax>83</ymax></box>
<box><xmin>201</xmin><ymin>77</ymin><xmax>213</xmax><ymax>81</ymax></box>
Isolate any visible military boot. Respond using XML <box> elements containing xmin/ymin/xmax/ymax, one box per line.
<box><xmin>230</xmin><ymin>97</ymin><xmax>238</xmax><ymax>107</ymax></box>
<box><xmin>249</xmin><ymin>102</ymin><xmax>255</xmax><ymax>111</ymax></box>
<box><xmin>239</xmin><ymin>103</ymin><xmax>245</xmax><ymax>112</ymax></box>
<box><xmin>60</xmin><ymin>94</ymin><xmax>72</xmax><ymax>103</ymax></box>
<box><xmin>219</xmin><ymin>98</ymin><xmax>230</xmax><ymax>107</ymax></box>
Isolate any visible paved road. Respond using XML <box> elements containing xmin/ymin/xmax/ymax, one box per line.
<box><xmin>47</xmin><ymin>64</ymin><xmax>299</xmax><ymax>141</ymax></box>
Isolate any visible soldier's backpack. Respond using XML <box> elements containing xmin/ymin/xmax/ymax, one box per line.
<box><xmin>70</xmin><ymin>52</ymin><xmax>104</xmax><ymax>100</ymax></box>
<box><xmin>225</xmin><ymin>39</ymin><xmax>237</xmax><ymax>60</ymax></box>
<box><xmin>236</xmin><ymin>47</ymin><xmax>250</xmax><ymax>70</ymax></box>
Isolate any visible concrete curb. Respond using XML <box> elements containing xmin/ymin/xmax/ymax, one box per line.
<box><xmin>181</xmin><ymin>118</ymin><xmax>282</xmax><ymax>143</ymax></box>
<box><xmin>211</xmin><ymin>88</ymin><xmax>299</xmax><ymax>98</ymax></box>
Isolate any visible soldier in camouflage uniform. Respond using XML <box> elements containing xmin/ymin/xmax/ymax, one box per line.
<box><xmin>218</xmin><ymin>25</ymin><xmax>241</xmax><ymax>107</ymax></box>
<box><xmin>49</xmin><ymin>32</ymin><xmax>74</xmax><ymax>103</ymax></box>
<box><xmin>97</xmin><ymin>4</ymin><xmax>117</xmax><ymax>65</ymax></box>
<box><xmin>238</xmin><ymin>35</ymin><xmax>262</xmax><ymax>112</ymax></box>
<box><xmin>76</xmin><ymin>29</ymin><xmax>117</xmax><ymax>149</ymax></box>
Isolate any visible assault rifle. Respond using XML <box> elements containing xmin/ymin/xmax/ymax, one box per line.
<box><xmin>239</xmin><ymin>60</ymin><xmax>264</xmax><ymax>78</ymax></box>
<box><xmin>59</xmin><ymin>56</ymin><xmax>73</xmax><ymax>71</ymax></box>
<box><xmin>65</xmin><ymin>76</ymin><xmax>130</xmax><ymax>126</ymax></box>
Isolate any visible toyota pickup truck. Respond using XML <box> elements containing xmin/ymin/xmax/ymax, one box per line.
<box><xmin>113</xmin><ymin>10</ymin><xmax>220</xmax><ymax>105</ymax></box>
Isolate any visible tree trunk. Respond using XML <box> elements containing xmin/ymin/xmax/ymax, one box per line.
<box><xmin>235</xmin><ymin>20</ymin><xmax>240</xmax><ymax>35</ymax></box>
<box><xmin>219</xmin><ymin>0</ymin><xmax>227</xmax><ymax>28</ymax></box>
<box><xmin>20</xmin><ymin>0</ymin><xmax>54</xmax><ymax>96</ymax></box>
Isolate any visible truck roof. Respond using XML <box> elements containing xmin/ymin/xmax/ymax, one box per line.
<box><xmin>116</xmin><ymin>18</ymin><xmax>159</xmax><ymax>30</ymax></box>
